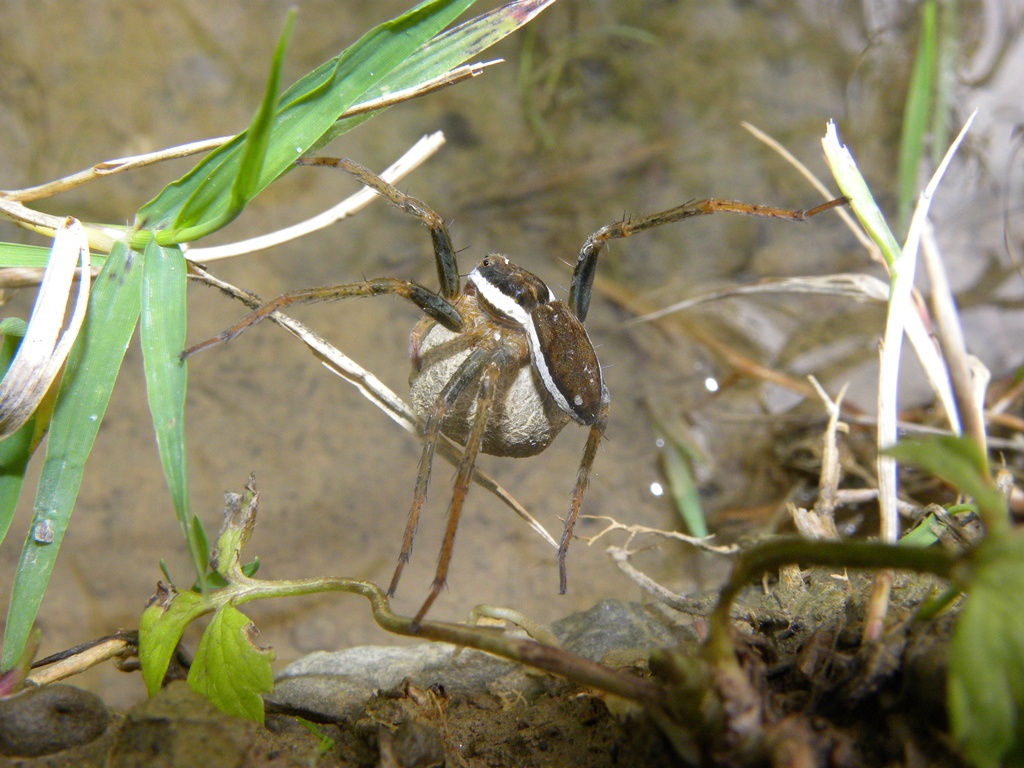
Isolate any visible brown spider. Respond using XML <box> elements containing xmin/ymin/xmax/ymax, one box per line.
<box><xmin>185</xmin><ymin>157</ymin><xmax>843</xmax><ymax>622</ymax></box>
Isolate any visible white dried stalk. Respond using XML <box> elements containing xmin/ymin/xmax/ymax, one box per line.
<box><xmin>0</xmin><ymin>218</ymin><xmax>91</xmax><ymax>437</ymax></box>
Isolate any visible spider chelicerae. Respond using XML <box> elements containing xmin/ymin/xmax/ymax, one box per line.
<box><xmin>185</xmin><ymin>157</ymin><xmax>843</xmax><ymax>622</ymax></box>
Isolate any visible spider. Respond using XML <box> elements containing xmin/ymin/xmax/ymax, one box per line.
<box><xmin>185</xmin><ymin>157</ymin><xmax>843</xmax><ymax>622</ymax></box>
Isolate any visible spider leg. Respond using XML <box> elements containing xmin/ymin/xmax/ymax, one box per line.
<box><xmin>298</xmin><ymin>157</ymin><xmax>460</xmax><ymax>301</ymax></box>
<box><xmin>557</xmin><ymin>390</ymin><xmax>610</xmax><ymax>595</ymax></box>
<box><xmin>568</xmin><ymin>196</ymin><xmax>847</xmax><ymax>322</ymax></box>
<box><xmin>182</xmin><ymin>277</ymin><xmax>462</xmax><ymax>359</ymax></box>
<box><xmin>413</xmin><ymin>351</ymin><xmax>505</xmax><ymax>624</ymax></box>
<box><xmin>385</xmin><ymin>342</ymin><xmax>499</xmax><ymax>599</ymax></box>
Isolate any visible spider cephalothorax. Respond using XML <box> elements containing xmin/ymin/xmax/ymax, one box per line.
<box><xmin>186</xmin><ymin>156</ymin><xmax>843</xmax><ymax>622</ymax></box>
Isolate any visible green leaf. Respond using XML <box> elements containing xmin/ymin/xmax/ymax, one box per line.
<box><xmin>231</xmin><ymin>11</ymin><xmax>294</xmax><ymax>212</ymax></box>
<box><xmin>884</xmin><ymin>436</ymin><xmax>1008</xmax><ymax>536</ymax></box>
<box><xmin>0</xmin><ymin>327</ymin><xmax>38</xmax><ymax>548</ymax></box>
<box><xmin>949</xmin><ymin>532</ymin><xmax>1024</xmax><ymax>768</ymax></box>
<box><xmin>311</xmin><ymin>0</ymin><xmax>558</xmax><ymax>152</ymax></box>
<box><xmin>1</xmin><ymin>240</ymin><xmax>143</xmax><ymax>670</ymax></box>
<box><xmin>172</xmin><ymin>12</ymin><xmax>295</xmax><ymax>235</ymax></box>
<box><xmin>822</xmin><ymin>122</ymin><xmax>903</xmax><ymax>271</ymax></box>
<box><xmin>138</xmin><ymin>587</ymin><xmax>208</xmax><ymax>696</ymax></box>
<box><xmin>136</xmin><ymin>0</ymin><xmax>479</xmax><ymax>245</ymax></box>
<box><xmin>0</xmin><ymin>243</ymin><xmax>109</xmax><ymax>271</ymax></box>
<box><xmin>897</xmin><ymin>0</ymin><xmax>937</xmax><ymax>231</ymax></box>
<box><xmin>187</xmin><ymin>604</ymin><xmax>275</xmax><ymax>722</ymax></box>
<box><xmin>140</xmin><ymin>240</ymin><xmax>202</xmax><ymax>582</ymax></box>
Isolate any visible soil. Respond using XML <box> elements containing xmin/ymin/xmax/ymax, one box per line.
<box><xmin>0</xmin><ymin>571</ymin><xmax>968</xmax><ymax>767</ymax></box>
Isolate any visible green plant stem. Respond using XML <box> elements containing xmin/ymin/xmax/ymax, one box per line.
<box><xmin>705</xmin><ymin>538</ymin><xmax>960</xmax><ymax>663</ymax></box>
<box><xmin>208</xmin><ymin>575</ymin><xmax>665</xmax><ymax>709</ymax></box>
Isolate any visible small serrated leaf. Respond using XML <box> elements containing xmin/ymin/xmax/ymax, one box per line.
<box><xmin>138</xmin><ymin>587</ymin><xmax>207</xmax><ymax>696</ymax></box>
<box><xmin>188</xmin><ymin>605</ymin><xmax>275</xmax><ymax>722</ymax></box>
<box><xmin>949</xmin><ymin>532</ymin><xmax>1024</xmax><ymax>768</ymax></box>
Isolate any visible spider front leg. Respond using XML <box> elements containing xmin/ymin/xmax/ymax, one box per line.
<box><xmin>568</xmin><ymin>195</ymin><xmax>847</xmax><ymax>321</ymax></box>
<box><xmin>298</xmin><ymin>157</ymin><xmax>460</xmax><ymax>302</ymax></box>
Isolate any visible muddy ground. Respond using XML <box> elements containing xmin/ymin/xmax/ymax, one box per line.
<box><xmin>1</xmin><ymin>570</ymin><xmax>967</xmax><ymax>767</ymax></box>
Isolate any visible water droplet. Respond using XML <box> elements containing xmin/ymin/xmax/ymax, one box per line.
<box><xmin>650</xmin><ymin>482</ymin><xmax>664</xmax><ymax>497</ymax></box>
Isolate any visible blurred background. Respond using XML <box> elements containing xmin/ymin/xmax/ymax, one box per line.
<box><xmin>0</xmin><ymin>0</ymin><xmax>1021</xmax><ymax>707</ymax></box>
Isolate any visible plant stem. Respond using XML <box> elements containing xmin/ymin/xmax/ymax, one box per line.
<box><xmin>224</xmin><ymin>575</ymin><xmax>665</xmax><ymax>708</ymax></box>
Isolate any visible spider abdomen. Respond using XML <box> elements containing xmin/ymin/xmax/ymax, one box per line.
<box><xmin>409</xmin><ymin>319</ymin><xmax>571</xmax><ymax>458</ymax></box>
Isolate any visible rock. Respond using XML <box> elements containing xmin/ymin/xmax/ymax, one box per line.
<box><xmin>269</xmin><ymin>600</ymin><xmax>690</xmax><ymax>722</ymax></box>
<box><xmin>108</xmin><ymin>681</ymin><xmax>260</xmax><ymax>768</ymax></box>
<box><xmin>551</xmin><ymin>599</ymin><xmax>694</xmax><ymax>661</ymax></box>
<box><xmin>270</xmin><ymin>644</ymin><xmax>515</xmax><ymax>721</ymax></box>
<box><xmin>0</xmin><ymin>684</ymin><xmax>110</xmax><ymax>757</ymax></box>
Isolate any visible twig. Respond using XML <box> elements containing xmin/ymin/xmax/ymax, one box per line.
<box><xmin>808</xmin><ymin>376</ymin><xmax>848</xmax><ymax>532</ymax></box>
<box><xmin>27</xmin><ymin>632</ymin><xmax>138</xmax><ymax>687</ymax></box>
<box><xmin>223</xmin><ymin>574</ymin><xmax>667</xmax><ymax>708</ymax></box>
<box><xmin>606</xmin><ymin>547</ymin><xmax>719</xmax><ymax>616</ymax></box>
<box><xmin>579</xmin><ymin>515</ymin><xmax>738</xmax><ymax>555</ymax></box>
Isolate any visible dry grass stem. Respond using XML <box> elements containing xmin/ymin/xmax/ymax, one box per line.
<box><xmin>920</xmin><ymin>221</ymin><xmax>989</xmax><ymax>453</ymax></box>
<box><xmin>1</xmin><ymin>61</ymin><xmax>496</xmax><ymax>205</ymax></box>
<box><xmin>862</xmin><ymin>112</ymin><xmax>977</xmax><ymax>643</ymax></box>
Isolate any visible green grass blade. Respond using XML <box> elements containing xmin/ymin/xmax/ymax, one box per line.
<box><xmin>230</xmin><ymin>11</ymin><xmax>295</xmax><ymax>213</ymax></box>
<box><xmin>1</xmin><ymin>241</ymin><xmax>142</xmax><ymax>670</ymax></box>
<box><xmin>822</xmin><ymin>121</ymin><xmax>903</xmax><ymax>271</ymax></box>
<box><xmin>140</xmin><ymin>240</ymin><xmax>203</xmax><ymax>582</ymax></box>
<box><xmin>393</xmin><ymin>0</ymin><xmax>556</xmax><ymax>87</ymax></box>
<box><xmin>312</xmin><ymin>0</ymin><xmax>559</xmax><ymax>151</ymax></box>
<box><xmin>135</xmin><ymin>0</ymin><xmax>478</xmax><ymax>246</ymax></box>
<box><xmin>172</xmin><ymin>12</ymin><xmax>296</xmax><ymax>236</ymax></box>
<box><xmin>0</xmin><ymin>242</ymin><xmax>106</xmax><ymax>270</ymax></box>
<box><xmin>897</xmin><ymin>0</ymin><xmax>937</xmax><ymax>231</ymax></box>
<box><xmin>660</xmin><ymin>440</ymin><xmax>708</xmax><ymax>538</ymax></box>
<box><xmin>0</xmin><ymin>324</ymin><xmax>38</xmax><ymax>547</ymax></box>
